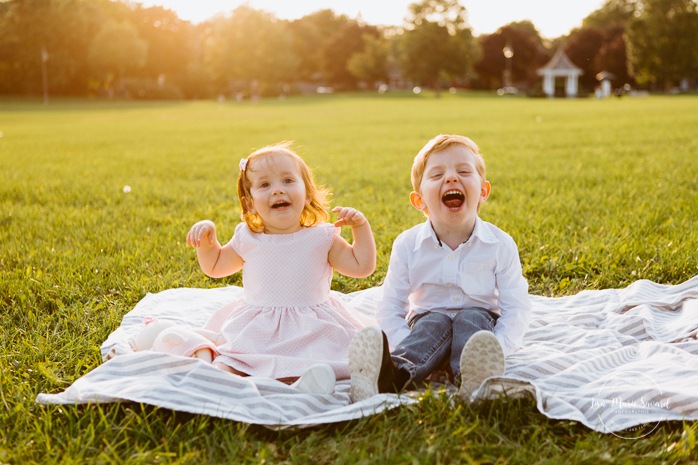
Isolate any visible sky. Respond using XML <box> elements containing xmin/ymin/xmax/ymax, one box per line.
<box><xmin>137</xmin><ymin>0</ymin><xmax>606</xmax><ymax>39</ymax></box>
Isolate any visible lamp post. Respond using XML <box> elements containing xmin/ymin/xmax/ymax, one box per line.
<box><xmin>502</xmin><ymin>42</ymin><xmax>514</xmax><ymax>89</ymax></box>
<box><xmin>41</xmin><ymin>46</ymin><xmax>49</xmax><ymax>105</ymax></box>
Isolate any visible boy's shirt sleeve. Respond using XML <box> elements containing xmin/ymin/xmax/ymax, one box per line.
<box><xmin>377</xmin><ymin>234</ymin><xmax>412</xmax><ymax>349</ymax></box>
<box><xmin>492</xmin><ymin>240</ymin><xmax>531</xmax><ymax>357</ymax></box>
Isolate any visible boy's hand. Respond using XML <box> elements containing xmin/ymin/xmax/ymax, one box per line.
<box><xmin>187</xmin><ymin>220</ymin><xmax>217</xmax><ymax>247</ymax></box>
<box><xmin>332</xmin><ymin>206</ymin><xmax>367</xmax><ymax>228</ymax></box>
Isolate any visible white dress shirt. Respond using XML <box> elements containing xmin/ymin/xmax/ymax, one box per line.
<box><xmin>377</xmin><ymin>217</ymin><xmax>530</xmax><ymax>357</ymax></box>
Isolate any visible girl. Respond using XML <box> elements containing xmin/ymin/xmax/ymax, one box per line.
<box><xmin>185</xmin><ymin>142</ymin><xmax>376</xmax><ymax>393</ymax></box>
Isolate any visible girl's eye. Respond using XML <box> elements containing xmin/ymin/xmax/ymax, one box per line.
<box><xmin>259</xmin><ymin>182</ymin><xmax>270</xmax><ymax>188</ymax></box>
<box><xmin>284</xmin><ymin>178</ymin><xmax>294</xmax><ymax>184</ymax></box>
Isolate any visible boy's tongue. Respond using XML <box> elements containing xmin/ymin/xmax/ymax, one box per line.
<box><xmin>442</xmin><ymin>192</ymin><xmax>464</xmax><ymax>209</ymax></box>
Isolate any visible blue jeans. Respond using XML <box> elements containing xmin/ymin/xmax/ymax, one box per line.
<box><xmin>390</xmin><ymin>308</ymin><xmax>498</xmax><ymax>388</ymax></box>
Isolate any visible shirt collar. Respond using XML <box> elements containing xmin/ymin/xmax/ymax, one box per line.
<box><xmin>414</xmin><ymin>219</ymin><xmax>440</xmax><ymax>250</ymax></box>
<box><xmin>414</xmin><ymin>216</ymin><xmax>497</xmax><ymax>251</ymax></box>
<box><xmin>471</xmin><ymin>216</ymin><xmax>498</xmax><ymax>244</ymax></box>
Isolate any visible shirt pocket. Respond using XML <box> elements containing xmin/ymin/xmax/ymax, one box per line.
<box><xmin>459</xmin><ymin>262</ymin><xmax>496</xmax><ymax>297</ymax></box>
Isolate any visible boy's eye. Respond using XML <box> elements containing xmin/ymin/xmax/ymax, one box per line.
<box><xmin>283</xmin><ymin>178</ymin><xmax>295</xmax><ymax>184</ymax></box>
<box><xmin>259</xmin><ymin>182</ymin><xmax>270</xmax><ymax>188</ymax></box>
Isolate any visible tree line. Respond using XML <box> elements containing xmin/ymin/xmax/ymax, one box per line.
<box><xmin>1</xmin><ymin>0</ymin><xmax>696</xmax><ymax>99</ymax></box>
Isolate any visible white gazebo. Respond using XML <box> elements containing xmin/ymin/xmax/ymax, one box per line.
<box><xmin>537</xmin><ymin>48</ymin><xmax>583</xmax><ymax>98</ymax></box>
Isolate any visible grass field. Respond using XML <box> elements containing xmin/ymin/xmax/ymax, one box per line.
<box><xmin>1</xmin><ymin>92</ymin><xmax>697</xmax><ymax>463</ymax></box>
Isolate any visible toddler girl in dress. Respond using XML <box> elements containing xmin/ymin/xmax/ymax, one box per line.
<box><xmin>185</xmin><ymin>142</ymin><xmax>376</xmax><ymax>393</ymax></box>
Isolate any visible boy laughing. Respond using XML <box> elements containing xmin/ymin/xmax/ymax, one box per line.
<box><xmin>349</xmin><ymin>134</ymin><xmax>530</xmax><ymax>401</ymax></box>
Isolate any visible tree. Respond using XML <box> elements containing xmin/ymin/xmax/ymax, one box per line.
<box><xmin>288</xmin><ymin>10</ymin><xmax>350</xmax><ymax>82</ymax></box>
<box><xmin>583</xmin><ymin>0</ymin><xmax>639</xmax><ymax>29</ymax></box>
<box><xmin>474</xmin><ymin>21</ymin><xmax>548</xmax><ymax>90</ymax></box>
<box><xmin>0</xmin><ymin>0</ymin><xmax>120</xmax><ymax>96</ymax></box>
<box><xmin>347</xmin><ymin>33</ymin><xmax>391</xmax><ymax>87</ymax></box>
<box><xmin>578</xmin><ymin>0</ymin><xmax>639</xmax><ymax>88</ymax></box>
<box><xmin>174</xmin><ymin>22</ymin><xmax>215</xmax><ymax>99</ymax></box>
<box><xmin>88</xmin><ymin>19</ymin><xmax>148</xmax><ymax>94</ymax></box>
<box><xmin>398</xmin><ymin>0</ymin><xmax>479</xmax><ymax>92</ymax></box>
<box><xmin>565</xmin><ymin>26</ymin><xmax>606</xmax><ymax>91</ymax></box>
<box><xmin>128</xmin><ymin>5</ymin><xmax>192</xmax><ymax>80</ymax></box>
<box><xmin>594</xmin><ymin>25</ymin><xmax>633</xmax><ymax>86</ymax></box>
<box><xmin>405</xmin><ymin>0</ymin><xmax>469</xmax><ymax>34</ymax></box>
<box><xmin>207</xmin><ymin>6</ymin><xmax>298</xmax><ymax>96</ymax></box>
<box><xmin>626</xmin><ymin>0</ymin><xmax>698</xmax><ymax>89</ymax></box>
<box><xmin>0</xmin><ymin>0</ymin><xmax>54</xmax><ymax>95</ymax></box>
<box><xmin>321</xmin><ymin>21</ymin><xmax>380</xmax><ymax>89</ymax></box>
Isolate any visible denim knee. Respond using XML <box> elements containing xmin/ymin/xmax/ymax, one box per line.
<box><xmin>391</xmin><ymin>311</ymin><xmax>453</xmax><ymax>384</ymax></box>
<box><xmin>408</xmin><ymin>310</ymin><xmax>452</xmax><ymax>330</ymax></box>
<box><xmin>452</xmin><ymin>308</ymin><xmax>496</xmax><ymax>333</ymax></box>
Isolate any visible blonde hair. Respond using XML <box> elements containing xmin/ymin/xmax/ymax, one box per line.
<box><xmin>411</xmin><ymin>134</ymin><xmax>486</xmax><ymax>193</ymax></box>
<box><xmin>237</xmin><ymin>142</ymin><xmax>330</xmax><ymax>233</ymax></box>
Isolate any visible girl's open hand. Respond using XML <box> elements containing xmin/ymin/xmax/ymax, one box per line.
<box><xmin>332</xmin><ymin>206</ymin><xmax>367</xmax><ymax>228</ymax></box>
<box><xmin>187</xmin><ymin>220</ymin><xmax>217</xmax><ymax>247</ymax></box>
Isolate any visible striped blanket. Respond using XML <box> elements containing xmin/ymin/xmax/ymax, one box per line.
<box><xmin>37</xmin><ymin>277</ymin><xmax>698</xmax><ymax>433</ymax></box>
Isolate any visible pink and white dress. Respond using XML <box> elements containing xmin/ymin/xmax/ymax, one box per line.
<box><xmin>204</xmin><ymin>222</ymin><xmax>371</xmax><ymax>380</ymax></box>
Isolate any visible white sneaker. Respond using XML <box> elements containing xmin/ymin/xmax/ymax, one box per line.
<box><xmin>348</xmin><ymin>326</ymin><xmax>384</xmax><ymax>402</ymax></box>
<box><xmin>291</xmin><ymin>363</ymin><xmax>336</xmax><ymax>395</ymax></box>
<box><xmin>458</xmin><ymin>330</ymin><xmax>505</xmax><ymax>401</ymax></box>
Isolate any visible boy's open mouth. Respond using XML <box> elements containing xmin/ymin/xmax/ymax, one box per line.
<box><xmin>442</xmin><ymin>190</ymin><xmax>464</xmax><ymax>209</ymax></box>
<box><xmin>271</xmin><ymin>201</ymin><xmax>291</xmax><ymax>209</ymax></box>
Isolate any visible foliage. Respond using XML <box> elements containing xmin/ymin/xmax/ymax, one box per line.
<box><xmin>565</xmin><ymin>26</ymin><xmax>607</xmax><ymax>91</ymax></box>
<box><xmin>127</xmin><ymin>5</ymin><xmax>196</xmax><ymax>81</ymax></box>
<box><xmin>208</xmin><ymin>5</ymin><xmax>298</xmax><ymax>95</ymax></box>
<box><xmin>474</xmin><ymin>21</ymin><xmax>548</xmax><ymax>90</ymax></box>
<box><xmin>88</xmin><ymin>19</ymin><xmax>148</xmax><ymax>88</ymax></box>
<box><xmin>347</xmin><ymin>33</ymin><xmax>392</xmax><ymax>87</ymax></box>
<box><xmin>567</xmin><ymin>0</ymin><xmax>641</xmax><ymax>91</ymax></box>
<box><xmin>320</xmin><ymin>21</ymin><xmax>381</xmax><ymax>89</ymax></box>
<box><xmin>0</xmin><ymin>0</ymin><xmax>115</xmax><ymax>96</ymax></box>
<box><xmin>583</xmin><ymin>0</ymin><xmax>640</xmax><ymax>29</ymax></box>
<box><xmin>0</xmin><ymin>0</ymin><xmax>696</xmax><ymax>96</ymax></box>
<box><xmin>626</xmin><ymin>0</ymin><xmax>698</xmax><ymax>89</ymax></box>
<box><xmin>405</xmin><ymin>0</ymin><xmax>470</xmax><ymax>35</ymax></box>
<box><xmin>593</xmin><ymin>25</ymin><xmax>634</xmax><ymax>86</ymax></box>
<box><xmin>287</xmin><ymin>10</ymin><xmax>351</xmax><ymax>83</ymax></box>
<box><xmin>398</xmin><ymin>0</ymin><xmax>479</xmax><ymax>89</ymax></box>
<box><xmin>1</xmin><ymin>94</ymin><xmax>697</xmax><ymax>463</ymax></box>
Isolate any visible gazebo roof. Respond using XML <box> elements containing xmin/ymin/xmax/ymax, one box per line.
<box><xmin>537</xmin><ymin>48</ymin><xmax>583</xmax><ymax>76</ymax></box>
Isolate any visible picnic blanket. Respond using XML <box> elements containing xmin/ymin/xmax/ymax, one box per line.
<box><xmin>37</xmin><ymin>276</ymin><xmax>698</xmax><ymax>433</ymax></box>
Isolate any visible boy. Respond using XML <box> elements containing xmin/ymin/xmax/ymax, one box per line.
<box><xmin>349</xmin><ymin>134</ymin><xmax>530</xmax><ymax>402</ymax></box>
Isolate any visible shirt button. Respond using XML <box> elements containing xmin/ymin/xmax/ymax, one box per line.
<box><xmin>467</xmin><ymin>243</ymin><xmax>472</xmax><ymax>248</ymax></box>
<box><xmin>452</xmin><ymin>297</ymin><xmax>459</xmax><ymax>302</ymax></box>
<box><xmin>448</xmin><ymin>254</ymin><xmax>456</xmax><ymax>261</ymax></box>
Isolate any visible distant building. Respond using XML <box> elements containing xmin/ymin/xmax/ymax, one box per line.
<box><xmin>596</xmin><ymin>71</ymin><xmax>616</xmax><ymax>98</ymax></box>
<box><xmin>537</xmin><ymin>48</ymin><xmax>583</xmax><ymax>98</ymax></box>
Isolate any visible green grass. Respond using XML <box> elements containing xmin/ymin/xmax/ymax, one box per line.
<box><xmin>1</xmin><ymin>92</ymin><xmax>697</xmax><ymax>463</ymax></box>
